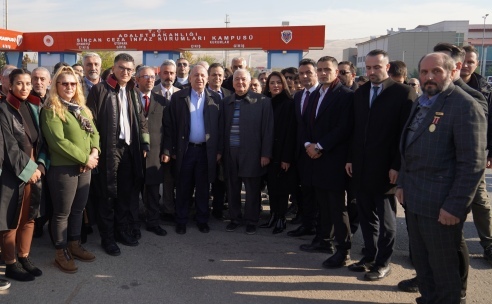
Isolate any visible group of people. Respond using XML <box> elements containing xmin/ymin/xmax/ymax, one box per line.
<box><xmin>0</xmin><ymin>45</ymin><xmax>490</xmax><ymax>304</ymax></box>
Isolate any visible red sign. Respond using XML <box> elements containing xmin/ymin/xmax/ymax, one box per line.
<box><xmin>0</xmin><ymin>29</ymin><xmax>24</xmax><ymax>51</ymax></box>
<box><xmin>19</xmin><ymin>26</ymin><xmax>324</xmax><ymax>52</ymax></box>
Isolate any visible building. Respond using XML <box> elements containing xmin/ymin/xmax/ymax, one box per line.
<box><xmin>468</xmin><ymin>24</ymin><xmax>492</xmax><ymax>76</ymax></box>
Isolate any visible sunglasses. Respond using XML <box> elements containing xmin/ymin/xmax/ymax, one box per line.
<box><xmin>338</xmin><ymin>70</ymin><xmax>352</xmax><ymax>76</ymax></box>
<box><xmin>57</xmin><ymin>82</ymin><xmax>77</xmax><ymax>87</ymax></box>
<box><xmin>284</xmin><ymin>76</ymin><xmax>294</xmax><ymax>80</ymax></box>
<box><xmin>177</xmin><ymin>63</ymin><xmax>188</xmax><ymax>67</ymax></box>
<box><xmin>408</xmin><ymin>83</ymin><xmax>417</xmax><ymax>87</ymax></box>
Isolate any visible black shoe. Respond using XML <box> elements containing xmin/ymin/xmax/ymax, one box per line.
<box><xmin>175</xmin><ymin>224</ymin><xmax>187</xmax><ymax>234</ymax></box>
<box><xmin>101</xmin><ymin>240</ymin><xmax>121</xmax><ymax>256</ymax></box>
<box><xmin>484</xmin><ymin>246</ymin><xmax>492</xmax><ymax>265</ymax></box>
<box><xmin>322</xmin><ymin>251</ymin><xmax>350</xmax><ymax>269</ymax></box>
<box><xmin>197</xmin><ymin>223</ymin><xmax>210</xmax><ymax>233</ymax></box>
<box><xmin>146</xmin><ymin>225</ymin><xmax>167</xmax><ymax>236</ymax></box>
<box><xmin>348</xmin><ymin>258</ymin><xmax>375</xmax><ymax>272</ymax></box>
<box><xmin>130</xmin><ymin>228</ymin><xmax>142</xmax><ymax>240</ymax></box>
<box><xmin>0</xmin><ymin>279</ymin><xmax>11</xmax><ymax>290</ymax></box>
<box><xmin>272</xmin><ymin>217</ymin><xmax>286</xmax><ymax>234</ymax></box>
<box><xmin>17</xmin><ymin>256</ymin><xmax>42</xmax><ymax>277</ymax></box>
<box><xmin>259</xmin><ymin>213</ymin><xmax>276</xmax><ymax>228</ymax></box>
<box><xmin>115</xmin><ymin>230</ymin><xmax>139</xmax><ymax>246</ymax></box>
<box><xmin>246</xmin><ymin>224</ymin><xmax>257</xmax><ymax>235</ymax></box>
<box><xmin>290</xmin><ymin>214</ymin><xmax>303</xmax><ymax>225</ymax></box>
<box><xmin>5</xmin><ymin>261</ymin><xmax>35</xmax><ymax>281</ymax></box>
<box><xmin>397</xmin><ymin>277</ymin><xmax>419</xmax><ymax>293</ymax></box>
<box><xmin>226</xmin><ymin>222</ymin><xmax>239</xmax><ymax>232</ymax></box>
<box><xmin>300</xmin><ymin>239</ymin><xmax>334</xmax><ymax>254</ymax></box>
<box><xmin>160</xmin><ymin>212</ymin><xmax>175</xmax><ymax>222</ymax></box>
<box><xmin>364</xmin><ymin>265</ymin><xmax>391</xmax><ymax>281</ymax></box>
<box><xmin>287</xmin><ymin>225</ymin><xmax>316</xmax><ymax>237</ymax></box>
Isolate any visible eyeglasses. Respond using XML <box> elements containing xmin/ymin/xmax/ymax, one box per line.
<box><xmin>139</xmin><ymin>75</ymin><xmax>156</xmax><ymax>80</ymax></box>
<box><xmin>57</xmin><ymin>82</ymin><xmax>77</xmax><ymax>87</ymax></box>
<box><xmin>408</xmin><ymin>83</ymin><xmax>418</xmax><ymax>87</ymax></box>
<box><xmin>117</xmin><ymin>66</ymin><xmax>134</xmax><ymax>74</ymax></box>
<box><xmin>177</xmin><ymin>62</ymin><xmax>188</xmax><ymax>67</ymax></box>
<box><xmin>338</xmin><ymin>70</ymin><xmax>352</xmax><ymax>76</ymax></box>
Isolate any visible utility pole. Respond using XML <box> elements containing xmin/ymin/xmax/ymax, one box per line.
<box><xmin>482</xmin><ymin>14</ymin><xmax>489</xmax><ymax>76</ymax></box>
<box><xmin>225</xmin><ymin>14</ymin><xmax>230</xmax><ymax>68</ymax></box>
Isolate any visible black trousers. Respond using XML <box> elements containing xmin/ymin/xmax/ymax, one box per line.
<box><xmin>269</xmin><ymin>194</ymin><xmax>289</xmax><ymax>216</ymax></box>
<box><xmin>407</xmin><ymin>210</ymin><xmax>463</xmax><ymax>304</ymax></box>
<box><xmin>212</xmin><ymin>177</ymin><xmax>226</xmax><ymax>215</ymax></box>
<box><xmin>300</xmin><ymin>184</ymin><xmax>318</xmax><ymax>229</ymax></box>
<box><xmin>143</xmin><ymin>183</ymin><xmax>161</xmax><ymax>227</ymax></box>
<box><xmin>175</xmin><ymin>145</ymin><xmax>209</xmax><ymax>225</ymax></box>
<box><xmin>97</xmin><ymin>141</ymin><xmax>140</xmax><ymax>241</ymax></box>
<box><xmin>315</xmin><ymin>188</ymin><xmax>351</xmax><ymax>251</ymax></box>
<box><xmin>227</xmin><ymin>148</ymin><xmax>262</xmax><ymax>225</ymax></box>
<box><xmin>357</xmin><ymin>192</ymin><xmax>396</xmax><ymax>266</ymax></box>
<box><xmin>346</xmin><ymin>178</ymin><xmax>359</xmax><ymax>234</ymax></box>
<box><xmin>48</xmin><ymin>165</ymin><xmax>91</xmax><ymax>249</ymax></box>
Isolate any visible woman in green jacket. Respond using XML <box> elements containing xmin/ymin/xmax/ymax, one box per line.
<box><xmin>41</xmin><ymin>66</ymin><xmax>100</xmax><ymax>274</ymax></box>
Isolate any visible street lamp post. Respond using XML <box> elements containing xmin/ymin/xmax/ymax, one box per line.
<box><xmin>482</xmin><ymin>14</ymin><xmax>489</xmax><ymax>76</ymax></box>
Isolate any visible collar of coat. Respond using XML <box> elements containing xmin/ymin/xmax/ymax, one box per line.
<box><xmin>6</xmin><ymin>91</ymin><xmax>41</xmax><ymax>110</ymax></box>
<box><xmin>106</xmin><ymin>74</ymin><xmax>135</xmax><ymax>91</ymax></box>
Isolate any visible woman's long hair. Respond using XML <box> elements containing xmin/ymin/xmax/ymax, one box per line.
<box><xmin>46</xmin><ymin>66</ymin><xmax>92</xmax><ymax>121</ymax></box>
<box><xmin>262</xmin><ymin>71</ymin><xmax>291</xmax><ymax>98</ymax></box>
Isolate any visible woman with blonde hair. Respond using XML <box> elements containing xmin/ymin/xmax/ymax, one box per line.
<box><xmin>41</xmin><ymin>66</ymin><xmax>100</xmax><ymax>273</ymax></box>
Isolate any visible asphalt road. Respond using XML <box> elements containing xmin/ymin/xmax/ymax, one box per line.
<box><xmin>1</xmin><ymin>173</ymin><xmax>492</xmax><ymax>304</ymax></box>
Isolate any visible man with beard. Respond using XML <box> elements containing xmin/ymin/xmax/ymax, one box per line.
<box><xmin>152</xmin><ymin>59</ymin><xmax>180</xmax><ymax>222</ymax></box>
<box><xmin>338</xmin><ymin>61</ymin><xmax>358</xmax><ymax>91</ymax></box>
<box><xmin>397</xmin><ymin>52</ymin><xmax>486</xmax><ymax>304</ymax></box>
<box><xmin>82</xmin><ymin>52</ymin><xmax>103</xmax><ymax>97</ymax></box>
<box><xmin>30</xmin><ymin>67</ymin><xmax>51</xmax><ymax>103</ymax></box>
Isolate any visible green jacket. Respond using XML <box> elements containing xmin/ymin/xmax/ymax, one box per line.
<box><xmin>41</xmin><ymin>107</ymin><xmax>100</xmax><ymax>167</ymax></box>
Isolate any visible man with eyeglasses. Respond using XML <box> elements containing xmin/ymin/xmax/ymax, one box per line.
<box><xmin>222</xmin><ymin>57</ymin><xmax>247</xmax><ymax>91</ymax></box>
<box><xmin>338</xmin><ymin>61</ymin><xmax>358</xmax><ymax>91</ymax></box>
<box><xmin>87</xmin><ymin>53</ymin><xmax>150</xmax><ymax>256</ymax></box>
<box><xmin>82</xmin><ymin>52</ymin><xmax>103</xmax><ymax>97</ymax></box>
<box><xmin>407</xmin><ymin>78</ymin><xmax>421</xmax><ymax>95</ymax></box>
<box><xmin>152</xmin><ymin>59</ymin><xmax>180</xmax><ymax>222</ymax></box>
<box><xmin>175</xmin><ymin>58</ymin><xmax>190</xmax><ymax>86</ymax></box>
<box><xmin>135</xmin><ymin>66</ymin><xmax>168</xmax><ymax>237</ymax></box>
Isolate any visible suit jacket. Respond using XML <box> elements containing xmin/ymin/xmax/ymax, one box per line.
<box><xmin>152</xmin><ymin>84</ymin><xmax>181</xmax><ymax>101</ymax></box>
<box><xmin>223</xmin><ymin>91</ymin><xmax>274</xmax><ymax>177</ymax></box>
<box><xmin>164</xmin><ymin>87</ymin><xmax>223</xmax><ymax>183</ymax></box>
<box><xmin>207</xmin><ymin>87</ymin><xmax>231</xmax><ymax>100</ymax></box>
<box><xmin>139</xmin><ymin>91</ymin><xmax>168</xmax><ymax>185</ymax></box>
<box><xmin>348</xmin><ymin>78</ymin><xmax>416</xmax><ymax>195</ymax></box>
<box><xmin>398</xmin><ymin>83</ymin><xmax>486</xmax><ymax>220</ymax></box>
<box><xmin>293</xmin><ymin>85</ymin><xmax>320</xmax><ymax>160</ymax></box>
<box><xmin>299</xmin><ymin>82</ymin><xmax>354</xmax><ymax>191</ymax></box>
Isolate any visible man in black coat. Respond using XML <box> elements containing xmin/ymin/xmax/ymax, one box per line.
<box><xmin>346</xmin><ymin>49</ymin><xmax>416</xmax><ymax>280</ymax></box>
<box><xmin>87</xmin><ymin>53</ymin><xmax>150</xmax><ymax>256</ymax></box>
<box><xmin>135</xmin><ymin>66</ymin><xmax>168</xmax><ymax>237</ymax></box>
<box><xmin>223</xmin><ymin>69</ymin><xmax>274</xmax><ymax>235</ymax></box>
<box><xmin>299</xmin><ymin>56</ymin><xmax>354</xmax><ymax>268</ymax></box>
<box><xmin>164</xmin><ymin>65</ymin><xmax>223</xmax><ymax>234</ymax></box>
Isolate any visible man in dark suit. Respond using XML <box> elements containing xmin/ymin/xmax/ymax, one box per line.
<box><xmin>223</xmin><ymin>69</ymin><xmax>274</xmax><ymax>235</ymax></box>
<box><xmin>152</xmin><ymin>59</ymin><xmax>181</xmax><ymax>222</ymax></box>
<box><xmin>288</xmin><ymin>59</ymin><xmax>320</xmax><ymax>239</ymax></box>
<box><xmin>397</xmin><ymin>52</ymin><xmax>486</xmax><ymax>304</ymax></box>
<box><xmin>207</xmin><ymin>63</ymin><xmax>231</xmax><ymax>220</ymax></box>
<box><xmin>299</xmin><ymin>56</ymin><xmax>354</xmax><ymax>268</ymax></box>
<box><xmin>346</xmin><ymin>49</ymin><xmax>415</xmax><ymax>280</ymax></box>
<box><xmin>164</xmin><ymin>65</ymin><xmax>223</xmax><ymax>234</ymax></box>
<box><xmin>135</xmin><ymin>66</ymin><xmax>168</xmax><ymax>237</ymax></box>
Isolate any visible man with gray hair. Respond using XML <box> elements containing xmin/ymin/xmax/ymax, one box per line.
<box><xmin>223</xmin><ymin>69</ymin><xmax>273</xmax><ymax>235</ymax></box>
<box><xmin>31</xmin><ymin>67</ymin><xmax>51</xmax><ymax>103</ymax></box>
<box><xmin>82</xmin><ymin>52</ymin><xmax>103</xmax><ymax>97</ymax></box>
<box><xmin>152</xmin><ymin>59</ymin><xmax>181</xmax><ymax>222</ymax></box>
<box><xmin>223</xmin><ymin>57</ymin><xmax>247</xmax><ymax>91</ymax></box>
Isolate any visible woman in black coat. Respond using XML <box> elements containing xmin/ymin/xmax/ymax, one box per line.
<box><xmin>0</xmin><ymin>69</ymin><xmax>48</xmax><ymax>282</ymax></box>
<box><xmin>259</xmin><ymin>71</ymin><xmax>297</xmax><ymax>233</ymax></box>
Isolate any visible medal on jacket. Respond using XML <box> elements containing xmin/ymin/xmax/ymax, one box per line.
<box><xmin>429</xmin><ymin>112</ymin><xmax>443</xmax><ymax>132</ymax></box>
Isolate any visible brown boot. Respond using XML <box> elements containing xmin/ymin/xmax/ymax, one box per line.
<box><xmin>55</xmin><ymin>248</ymin><xmax>78</xmax><ymax>274</ymax></box>
<box><xmin>68</xmin><ymin>240</ymin><xmax>96</xmax><ymax>262</ymax></box>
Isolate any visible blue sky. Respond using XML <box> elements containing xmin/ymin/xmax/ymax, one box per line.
<box><xmin>6</xmin><ymin>0</ymin><xmax>491</xmax><ymax>40</ymax></box>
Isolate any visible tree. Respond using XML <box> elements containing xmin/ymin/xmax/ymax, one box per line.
<box><xmin>0</xmin><ymin>52</ymin><xmax>6</xmax><ymax>69</ymax></box>
<box><xmin>78</xmin><ymin>51</ymin><xmax>116</xmax><ymax>72</ymax></box>
<box><xmin>181</xmin><ymin>51</ymin><xmax>194</xmax><ymax>63</ymax></box>
<box><xmin>22</xmin><ymin>54</ymin><xmax>32</xmax><ymax>69</ymax></box>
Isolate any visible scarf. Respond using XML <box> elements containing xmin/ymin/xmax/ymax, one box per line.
<box><xmin>61</xmin><ymin>99</ymin><xmax>94</xmax><ymax>134</ymax></box>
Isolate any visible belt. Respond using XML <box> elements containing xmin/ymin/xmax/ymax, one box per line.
<box><xmin>188</xmin><ymin>142</ymin><xmax>206</xmax><ymax>147</ymax></box>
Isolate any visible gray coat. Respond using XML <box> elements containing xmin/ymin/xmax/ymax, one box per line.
<box><xmin>223</xmin><ymin>92</ymin><xmax>274</xmax><ymax>177</ymax></box>
<box><xmin>398</xmin><ymin>83</ymin><xmax>487</xmax><ymax>220</ymax></box>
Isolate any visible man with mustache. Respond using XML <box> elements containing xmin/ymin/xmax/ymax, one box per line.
<box><xmin>397</xmin><ymin>52</ymin><xmax>486</xmax><ymax>304</ymax></box>
<box><xmin>82</xmin><ymin>52</ymin><xmax>103</xmax><ymax>97</ymax></box>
